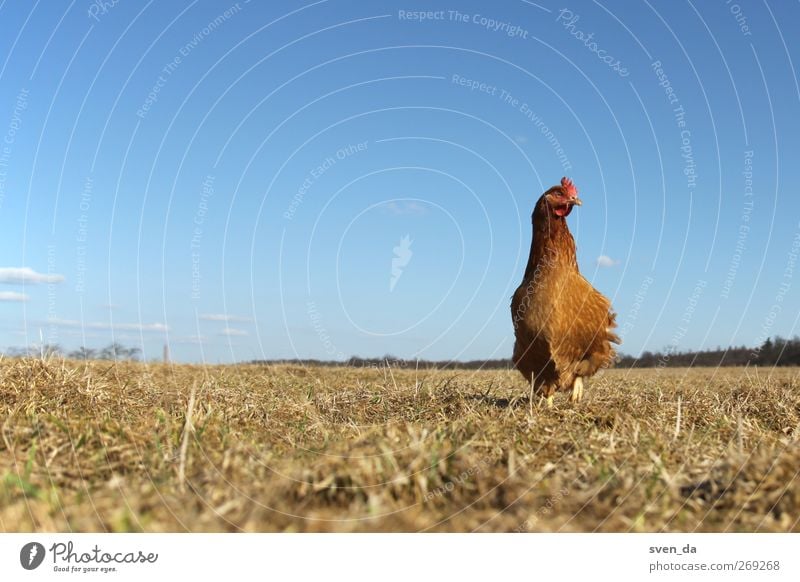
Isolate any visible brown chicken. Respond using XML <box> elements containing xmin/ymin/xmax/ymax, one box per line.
<box><xmin>511</xmin><ymin>177</ymin><xmax>620</xmax><ymax>409</ymax></box>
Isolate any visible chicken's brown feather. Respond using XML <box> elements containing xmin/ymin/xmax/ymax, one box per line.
<box><xmin>511</xmin><ymin>180</ymin><xmax>619</xmax><ymax>399</ymax></box>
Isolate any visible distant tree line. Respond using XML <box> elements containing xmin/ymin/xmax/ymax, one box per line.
<box><xmin>3</xmin><ymin>342</ymin><xmax>141</xmax><ymax>361</ymax></box>
<box><xmin>616</xmin><ymin>336</ymin><xmax>800</xmax><ymax>368</ymax></box>
<box><xmin>5</xmin><ymin>336</ymin><xmax>798</xmax><ymax>367</ymax></box>
<box><xmin>251</xmin><ymin>336</ymin><xmax>800</xmax><ymax>369</ymax></box>
<box><xmin>249</xmin><ymin>356</ymin><xmax>516</xmax><ymax>370</ymax></box>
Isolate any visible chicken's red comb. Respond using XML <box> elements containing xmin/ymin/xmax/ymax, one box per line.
<box><xmin>561</xmin><ymin>177</ymin><xmax>578</xmax><ymax>197</ymax></box>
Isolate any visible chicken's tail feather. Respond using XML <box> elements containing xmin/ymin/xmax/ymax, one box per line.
<box><xmin>607</xmin><ymin>311</ymin><xmax>621</xmax><ymax>345</ymax></box>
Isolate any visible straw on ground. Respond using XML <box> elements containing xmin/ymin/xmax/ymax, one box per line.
<box><xmin>0</xmin><ymin>359</ymin><xmax>798</xmax><ymax>532</ymax></box>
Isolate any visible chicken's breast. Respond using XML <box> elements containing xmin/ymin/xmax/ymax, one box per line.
<box><xmin>548</xmin><ymin>271</ymin><xmax>618</xmax><ymax>384</ymax></box>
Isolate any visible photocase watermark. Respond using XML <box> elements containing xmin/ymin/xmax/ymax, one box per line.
<box><xmin>0</xmin><ymin>87</ymin><xmax>29</xmax><ymax>211</ymax></box>
<box><xmin>307</xmin><ymin>301</ymin><xmax>345</xmax><ymax>359</ymax></box>
<box><xmin>397</xmin><ymin>9</ymin><xmax>447</xmax><ymax>22</ymax></box>
<box><xmin>87</xmin><ymin>0</ymin><xmax>121</xmax><ymax>22</ymax></box>
<box><xmin>46</xmin><ymin>245</ymin><xmax>59</xmax><ymax>345</ymax></box>
<box><xmin>398</xmin><ymin>9</ymin><xmax>529</xmax><ymax>39</ymax></box>
<box><xmin>390</xmin><ymin>235</ymin><xmax>413</xmax><ymax>292</ymax></box>
<box><xmin>725</xmin><ymin>0</ymin><xmax>752</xmax><ymax>36</ymax></box>
<box><xmin>499</xmin><ymin>88</ymin><xmax>572</xmax><ymax>172</ymax></box>
<box><xmin>555</xmin><ymin>9</ymin><xmax>629</xmax><ymax>77</ymax></box>
<box><xmin>20</xmin><ymin>540</ymin><xmax>158</xmax><ymax>574</ymax></box>
<box><xmin>751</xmin><ymin>224</ymin><xmax>800</xmax><ymax>358</ymax></box>
<box><xmin>512</xmin><ymin>252</ymin><xmax>557</xmax><ymax>330</ymax></box>
<box><xmin>721</xmin><ymin>150</ymin><xmax>754</xmax><ymax>299</ymax></box>
<box><xmin>656</xmin><ymin>279</ymin><xmax>707</xmax><ymax>370</ymax></box>
<box><xmin>450</xmin><ymin>73</ymin><xmax>500</xmax><ymax>97</ymax></box>
<box><xmin>449</xmin><ymin>10</ymin><xmax>529</xmax><ymax>39</ymax></box>
<box><xmin>190</xmin><ymin>175</ymin><xmax>214</xmax><ymax>301</ymax></box>
<box><xmin>136</xmin><ymin>2</ymin><xmax>245</xmax><ymax>119</ymax></box>
<box><xmin>348</xmin><ymin>355</ymin><xmax>418</xmax><ymax>370</ymax></box>
<box><xmin>652</xmin><ymin>60</ymin><xmax>696</xmax><ymax>192</ymax></box>
<box><xmin>20</xmin><ymin>542</ymin><xmax>45</xmax><ymax>570</ymax></box>
<box><xmin>515</xmin><ymin>487</ymin><xmax>571</xmax><ymax>531</ymax></box>
<box><xmin>284</xmin><ymin>141</ymin><xmax>368</xmax><ymax>220</ymax></box>
<box><xmin>422</xmin><ymin>456</ymin><xmax>492</xmax><ymax>502</ymax></box>
<box><xmin>450</xmin><ymin>75</ymin><xmax>572</xmax><ymax>171</ymax></box>
<box><xmin>618</xmin><ymin>275</ymin><xmax>654</xmax><ymax>341</ymax></box>
<box><xmin>75</xmin><ymin>175</ymin><xmax>93</xmax><ymax>294</ymax></box>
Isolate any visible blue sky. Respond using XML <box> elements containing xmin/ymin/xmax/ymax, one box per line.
<box><xmin>0</xmin><ymin>0</ymin><xmax>798</xmax><ymax>363</ymax></box>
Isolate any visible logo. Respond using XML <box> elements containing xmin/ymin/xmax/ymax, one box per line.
<box><xmin>20</xmin><ymin>542</ymin><xmax>45</xmax><ymax>570</ymax></box>
<box><xmin>390</xmin><ymin>235</ymin><xmax>413</xmax><ymax>291</ymax></box>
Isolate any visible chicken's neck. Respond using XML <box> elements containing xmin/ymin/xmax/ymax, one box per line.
<box><xmin>523</xmin><ymin>212</ymin><xmax>578</xmax><ymax>279</ymax></box>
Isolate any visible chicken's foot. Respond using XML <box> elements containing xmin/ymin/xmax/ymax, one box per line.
<box><xmin>570</xmin><ymin>377</ymin><xmax>584</xmax><ymax>403</ymax></box>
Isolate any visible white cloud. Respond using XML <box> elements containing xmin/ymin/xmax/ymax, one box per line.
<box><xmin>596</xmin><ymin>255</ymin><xmax>620</xmax><ymax>268</ymax></box>
<box><xmin>0</xmin><ymin>291</ymin><xmax>29</xmax><ymax>302</ymax></box>
<box><xmin>48</xmin><ymin>318</ymin><xmax>168</xmax><ymax>332</ymax></box>
<box><xmin>514</xmin><ymin>135</ymin><xmax>528</xmax><ymax>144</ymax></box>
<box><xmin>0</xmin><ymin>267</ymin><xmax>65</xmax><ymax>284</ymax></box>
<box><xmin>199</xmin><ymin>313</ymin><xmax>251</xmax><ymax>322</ymax></box>
<box><xmin>218</xmin><ymin>327</ymin><xmax>248</xmax><ymax>337</ymax></box>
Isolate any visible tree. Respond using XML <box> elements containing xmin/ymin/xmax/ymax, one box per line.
<box><xmin>6</xmin><ymin>346</ymin><xmax>35</xmax><ymax>358</ymax></box>
<box><xmin>98</xmin><ymin>343</ymin><xmax>127</xmax><ymax>361</ymax></box>
<box><xmin>38</xmin><ymin>344</ymin><xmax>62</xmax><ymax>358</ymax></box>
<box><xmin>68</xmin><ymin>347</ymin><xmax>97</xmax><ymax>360</ymax></box>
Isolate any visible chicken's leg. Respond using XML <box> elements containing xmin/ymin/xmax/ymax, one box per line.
<box><xmin>570</xmin><ymin>377</ymin><xmax>584</xmax><ymax>403</ymax></box>
<box><xmin>529</xmin><ymin>379</ymin><xmax>554</xmax><ymax>413</ymax></box>
<box><xmin>529</xmin><ymin>377</ymin><xmax>535</xmax><ymax>416</ymax></box>
<box><xmin>541</xmin><ymin>384</ymin><xmax>555</xmax><ymax>408</ymax></box>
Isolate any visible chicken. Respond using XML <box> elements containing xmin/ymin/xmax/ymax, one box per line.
<box><xmin>510</xmin><ymin>177</ymin><xmax>620</xmax><ymax>409</ymax></box>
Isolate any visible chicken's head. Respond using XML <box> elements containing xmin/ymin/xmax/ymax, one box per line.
<box><xmin>541</xmin><ymin>176</ymin><xmax>582</xmax><ymax>218</ymax></box>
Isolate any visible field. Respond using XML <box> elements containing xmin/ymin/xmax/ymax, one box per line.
<box><xmin>1</xmin><ymin>358</ymin><xmax>798</xmax><ymax>532</ymax></box>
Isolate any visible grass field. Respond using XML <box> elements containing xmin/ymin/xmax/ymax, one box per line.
<box><xmin>1</xmin><ymin>358</ymin><xmax>798</xmax><ymax>532</ymax></box>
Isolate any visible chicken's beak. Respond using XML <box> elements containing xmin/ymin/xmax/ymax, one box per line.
<box><xmin>570</xmin><ymin>197</ymin><xmax>582</xmax><ymax>206</ymax></box>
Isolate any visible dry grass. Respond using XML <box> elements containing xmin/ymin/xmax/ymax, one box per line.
<box><xmin>1</xmin><ymin>358</ymin><xmax>798</xmax><ymax>532</ymax></box>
